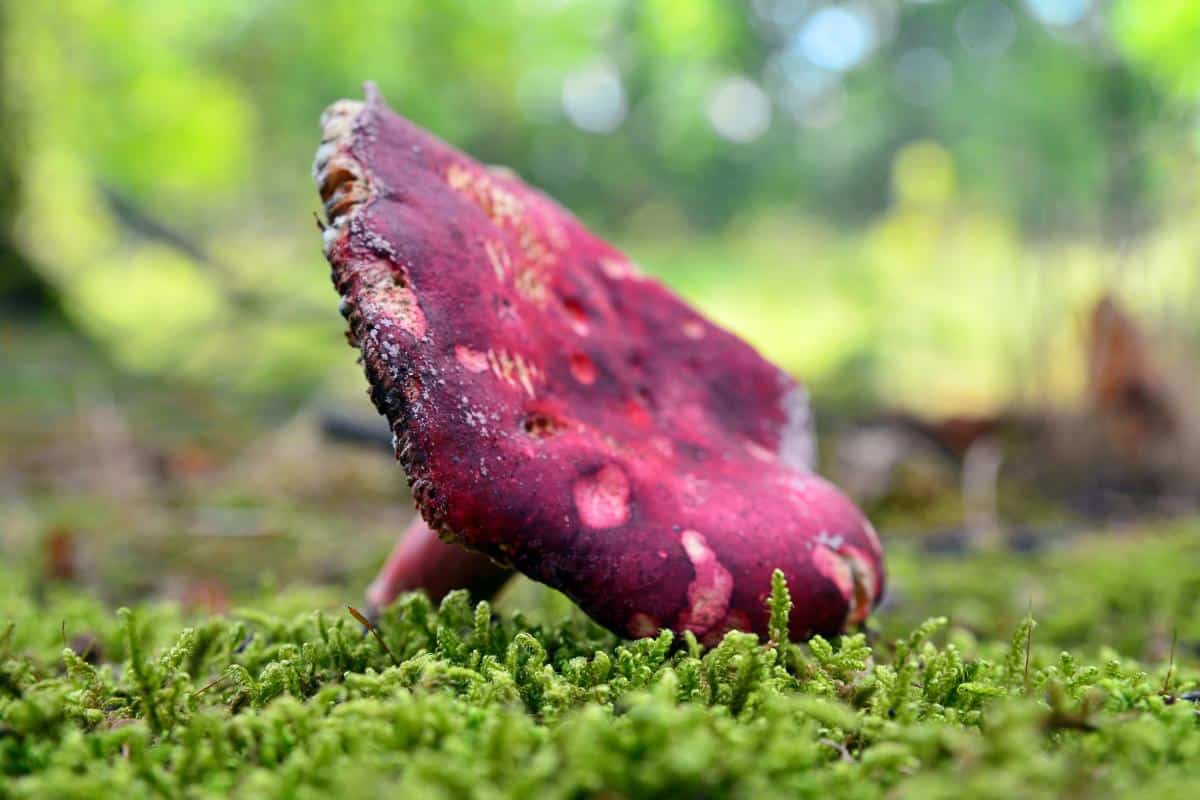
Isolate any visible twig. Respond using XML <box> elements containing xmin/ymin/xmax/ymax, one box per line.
<box><xmin>1024</xmin><ymin>598</ymin><xmax>1034</xmax><ymax>694</ymax></box>
<box><xmin>320</xmin><ymin>413</ymin><xmax>394</xmax><ymax>453</ymax></box>
<box><xmin>818</xmin><ymin>737</ymin><xmax>855</xmax><ymax>763</ymax></box>
<box><xmin>191</xmin><ymin>673</ymin><xmax>231</xmax><ymax>699</ymax></box>
<box><xmin>1162</xmin><ymin>627</ymin><xmax>1178</xmax><ymax>696</ymax></box>
<box><xmin>348</xmin><ymin>606</ymin><xmax>398</xmax><ymax>665</ymax></box>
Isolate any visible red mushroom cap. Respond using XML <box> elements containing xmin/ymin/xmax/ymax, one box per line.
<box><xmin>316</xmin><ymin>85</ymin><xmax>884</xmax><ymax>642</ymax></box>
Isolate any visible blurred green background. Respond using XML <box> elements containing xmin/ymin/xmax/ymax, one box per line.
<box><xmin>4</xmin><ymin>0</ymin><xmax>1198</xmax><ymax>417</ymax></box>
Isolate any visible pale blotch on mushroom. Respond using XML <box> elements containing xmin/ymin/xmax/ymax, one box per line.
<box><xmin>573</xmin><ymin>463</ymin><xmax>631</xmax><ymax>529</ymax></box>
<box><xmin>681</xmin><ymin>320</ymin><xmax>706</xmax><ymax>340</ymax></box>
<box><xmin>455</xmin><ymin>345</ymin><xmax>490</xmax><ymax>374</ymax></box>
<box><xmin>811</xmin><ymin>542</ymin><xmax>878</xmax><ymax>626</ymax></box>
<box><xmin>676</xmin><ymin>529</ymin><xmax>734</xmax><ymax>636</ymax></box>
<box><xmin>484</xmin><ymin>239</ymin><xmax>512</xmax><ymax>281</ymax></box>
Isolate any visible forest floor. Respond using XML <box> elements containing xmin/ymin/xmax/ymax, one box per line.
<box><xmin>2</xmin><ymin>323</ymin><xmax>1198</xmax><ymax>798</ymax></box>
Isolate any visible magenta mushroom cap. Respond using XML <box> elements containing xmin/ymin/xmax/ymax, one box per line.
<box><xmin>315</xmin><ymin>84</ymin><xmax>884</xmax><ymax>642</ymax></box>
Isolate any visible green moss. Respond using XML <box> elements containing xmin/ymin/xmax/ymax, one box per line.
<box><xmin>2</xmin><ymin>557</ymin><xmax>1197</xmax><ymax>799</ymax></box>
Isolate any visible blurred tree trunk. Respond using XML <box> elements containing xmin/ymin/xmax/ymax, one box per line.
<box><xmin>0</xmin><ymin>1</ymin><xmax>62</xmax><ymax>318</ymax></box>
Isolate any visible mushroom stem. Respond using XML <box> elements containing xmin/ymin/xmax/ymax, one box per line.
<box><xmin>365</xmin><ymin>517</ymin><xmax>513</xmax><ymax>610</ymax></box>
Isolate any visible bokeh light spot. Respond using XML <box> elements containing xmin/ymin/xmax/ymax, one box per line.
<box><xmin>796</xmin><ymin>6</ymin><xmax>876</xmax><ymax>72</ymax></box>
<box><xmin>707</xmin><ymin>77</ymin><xmax>772</xmax><ymax>143</ymax></box>
<box><xmin>561</xmin><ymin>62</ymin><xmax>627</xmax><ymax>134</ymax></box>
<box><xmin>1024</xmin><ymin>0</ymin><xmax>1091</xmax><ymax>27</ymax></box>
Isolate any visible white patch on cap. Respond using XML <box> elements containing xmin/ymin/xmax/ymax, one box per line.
<box><xmin>573</xmin><ymin>463</ymin><xmax>631</xmax><ymax>529</ymax></box>
<box><xmin>455</xmin><ymin>345</ymin><xmax>490</xmax><ymax>373</ymax></box>
<box><xmin>811</xmin><ymin>543</ymin><xmax>878</xmax><ymax>626</ymax></box>
<box><xmin>599</xmin><ymin>256</ymin><xmax>643</xmax><ymax>280</ymax></box>
<box><xmin>744</xmin><ymin>439</ymin><xmax>776</xmax><ymax>463</ymax></box>
<box><xmin>676</xmin><ymin>530</ymin><xmax>733</xmax><ymax>635</ymax></box>
<box><xmin>356</xmin><ymin>262</ymin><xmax>426</xmax><ymax>340</ymax></box>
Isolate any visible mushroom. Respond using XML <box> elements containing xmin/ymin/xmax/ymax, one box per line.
<box><xmin>366</xmin><ymin>516</ymin><xmax>511</xmax><ymax>609</ymax></box>
<box><xmin>315</xmin><ymin>84</ymin><xmax>884</xmax><ymax>642</ymax></box>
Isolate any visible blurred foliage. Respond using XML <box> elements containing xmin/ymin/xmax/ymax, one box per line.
<box><xmin>2</xmin><ymin>0</ymin><xmax>1199</xmax><ymax>411</ymax></box>
<box><xmin>1114</xmin><ymin>0</ymin><xmax>1200</xmax><ymax>100</ymax></box>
